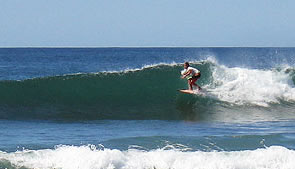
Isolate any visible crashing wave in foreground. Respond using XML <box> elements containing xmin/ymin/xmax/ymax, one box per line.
<box><xmin>0</xmin><ymin>145</ymin><xmax>294</xmax><ymax>169</ymax></box>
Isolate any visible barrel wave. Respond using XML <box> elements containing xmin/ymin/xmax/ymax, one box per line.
<box><xmin>1</xmin><ymin>60</ymin><xmax>295</xmax><ymax>121</ymax></box>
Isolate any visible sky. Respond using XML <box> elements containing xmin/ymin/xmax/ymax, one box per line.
<box><xmin>0</xmin><ymin>0</ymin><xmax>295</xmax><ymax>47</ymax></box>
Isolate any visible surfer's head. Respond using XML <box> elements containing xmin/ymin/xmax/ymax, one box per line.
<box><xmin>184</xmin><ymin>62</ymin><xmax>190</xmax><ymax>69</ymax></box>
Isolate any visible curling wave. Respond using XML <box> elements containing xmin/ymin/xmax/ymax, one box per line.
<box><xmin>0</xmin><ymin>59</ymin><xmax>295</xmax><ymax>121</ymax></box>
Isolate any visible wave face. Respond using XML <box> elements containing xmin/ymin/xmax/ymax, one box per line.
<box><xmin>0</xmin><ymin>145</ymin><xmax>294</xmax><ymax>169</ymax></box>
<box><xmin>1</xmin><ymin>59</ymin><xmax>295</xmax><ymax>121</ymax></box>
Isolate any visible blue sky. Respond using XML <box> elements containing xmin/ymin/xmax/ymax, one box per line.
<box><xmin>1</xmin><ymin>0</ymin><xmax>295</xmax><ymax>47</ymax></box>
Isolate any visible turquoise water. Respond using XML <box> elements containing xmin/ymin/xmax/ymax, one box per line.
<box><xmin>1</xmin><ymin>48</ymin><xmax>295</xmax><ymax>169</ymax></box>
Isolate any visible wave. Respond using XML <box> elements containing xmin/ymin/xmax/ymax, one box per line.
<box><xmin>0</xmin><ymin>145</ymin><xmax>294</xmax><ymax>169</ymax></box>
<box><xmin>1</xmin><ymin>59</ymin><xmax>295</xmax><ymax>121</ymax></box>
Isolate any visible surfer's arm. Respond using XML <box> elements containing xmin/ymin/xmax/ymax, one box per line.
<box><xmin>181</xmin><ymin>70</ymin><xmax>192</xmax><ymax>78</ymax></box>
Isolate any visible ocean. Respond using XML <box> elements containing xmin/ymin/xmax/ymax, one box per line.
<box><xmin>0</xmin><ymin>47</ymin><xmax>295</xmax><ymax>169</ymax></box>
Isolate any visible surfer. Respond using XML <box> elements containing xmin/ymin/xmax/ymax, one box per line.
<box><xmin>181</xmin><ymin>62</ymin><xmax>201</xmax><ymax>91</ymax></box>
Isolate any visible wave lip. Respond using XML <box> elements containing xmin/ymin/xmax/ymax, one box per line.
<box><xmin>0</xmin><ymin>145</ymin><xmax>295</xmax><ymax>169</ymax></box>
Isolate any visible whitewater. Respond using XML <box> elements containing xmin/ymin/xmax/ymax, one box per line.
<box><xmin>1</xmin><ymin>145</ymin><xmax>295</xmax><ymax>169</ymax></box>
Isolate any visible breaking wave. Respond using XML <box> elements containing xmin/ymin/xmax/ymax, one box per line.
<box><xmin>0</xmin><ymin>58</ymin><xmax>295</xmax><ymax>121</ymax></box>
<box><xmin>0</xmin><ymin>145</ymin><xmax>294</xmax><ymax>169</ymax></box>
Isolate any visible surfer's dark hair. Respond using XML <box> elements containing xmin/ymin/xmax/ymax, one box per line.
<box><xmin>184</xmin><ymin>62</ymin><xmax>190</xmax><ymax>67</ymax></box>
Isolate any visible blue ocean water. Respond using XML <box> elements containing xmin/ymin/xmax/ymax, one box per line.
<box><xmin>1</xmin><ymin>48</ymin><xmax>295</xmax><ymax>169</ymax></box>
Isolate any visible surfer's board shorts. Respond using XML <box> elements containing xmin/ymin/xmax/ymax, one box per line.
<box><xmin>187</xmin><ymin>73</ymin><xmax>201</xmax><ymax>80</ymax></box>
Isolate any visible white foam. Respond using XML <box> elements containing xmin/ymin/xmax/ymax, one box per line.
<box><xmin>0</xmin><ymin>145</ymin><xmax>295</xmax><ymax>169</ymax></box>
<box><xmin>206</xmin><ymin>63</ymin><xmax>295</xmax><ymax>106</ymax></box>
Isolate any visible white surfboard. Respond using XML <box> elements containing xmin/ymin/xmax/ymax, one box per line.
<box><xmin>178</xmin><ymin>89</ymin><xmax>207</xmax><ymax>96</ymax></box>
<box><xmin>178</xmin><ymin>89</ymin><xmax>197</xmax><ymax>94</ymax></box>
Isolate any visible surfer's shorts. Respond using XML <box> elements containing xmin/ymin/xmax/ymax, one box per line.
<box><xmin>188</xmin><ymin>73</ymin><xmax>201</xmax><ymax>80</ymax></box>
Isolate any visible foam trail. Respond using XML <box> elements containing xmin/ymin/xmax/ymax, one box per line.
<box><xmin>0</xmin><ymin>145</ymin><xmax>295</xmax><ymax>169</ymax></box>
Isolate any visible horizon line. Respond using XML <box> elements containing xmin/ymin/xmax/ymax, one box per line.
<box><xmin>0</xmin><ymin>46</ymin><xmax>294</xmax><ymax>48</ymax></box>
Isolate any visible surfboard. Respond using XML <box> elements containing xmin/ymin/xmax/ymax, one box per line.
<box><xmin>178</xmin><ymin>89</ymin><xmax>207</xmax><ymax>96</ymax></box>
<box><xmin>178</xmin><ymin>89</ymin><xmax>196</xmax><ymax>94</ymax></box>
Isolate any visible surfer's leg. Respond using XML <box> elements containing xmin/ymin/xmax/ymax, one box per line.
<box><xmin>192</xmin><ymin>78</ymin><xmax>201</xmax><ymax>90</ymax></box>
<box><xmin>188</xmin><ymin>80</ymin><xmax>193</xmax><ymax>90</ymax></box>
